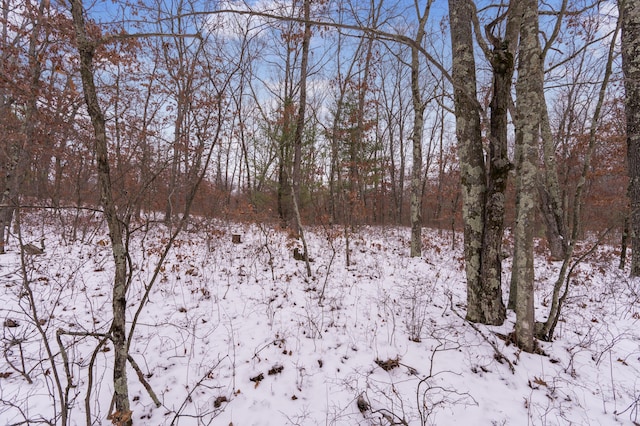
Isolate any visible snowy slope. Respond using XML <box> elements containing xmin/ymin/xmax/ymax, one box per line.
<box><xmin>1</xmin><ymin>217</ymin><xmax>638</xmax><ymax>425</ymax></box>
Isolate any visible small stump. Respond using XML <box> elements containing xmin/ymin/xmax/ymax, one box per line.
<box><xmin>232</xmin><ymin>234</ymin><xmax>241</xmax><ymax>244</ymax></box>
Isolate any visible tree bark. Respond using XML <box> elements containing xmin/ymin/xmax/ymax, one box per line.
<box><xmin>70</xmin><ymin>0</ymin><xmax>131</xmax><ymax>422</ymax></box>
<box><xmin>449</xmin><ymin>0</ymin><xmax>489</xmax><ymax>323</ymax></box>
<box><xmin>620</xmin><ymin>216</ymin><xmax>629</xmax><ymax>269</ymax></box>
<box><xmin>291</xmin><ymin>0</ymin><xmax>312</xmax><ymax>273</ymax></box>
<box><xmin>409</xmin><ymin>1</ymin><xmax>432</xmax><ymax>257</ymax></box>
<box><xmin>292</xmin><ymin>0</ymin><xmax>311</xmax><ymax>231</ymax></box>
<box><xmin>478</xmin><ymin>3</ymin><xmax>521</xmax><ymax>322</ymax></box>
<box><xmin>621</xmin><ymin>0</ymin><xmax>640</xmax><ymax>277</ymax></box>
<box><xmin>512</xmin><ymin>0</ymin><xmax>542</xmax><ymax>353</ymax></box>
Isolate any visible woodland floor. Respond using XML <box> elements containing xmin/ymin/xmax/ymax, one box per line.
<box><xmin>1</xmin><ymin>215</ymin><xmax>639</xmax><ymax>425</ymax></box>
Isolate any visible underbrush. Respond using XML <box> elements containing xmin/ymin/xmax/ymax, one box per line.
<box><xmin>1</xmin><ymin>216</ymin><xmax>638</xmax><ymax>425</ymax></box>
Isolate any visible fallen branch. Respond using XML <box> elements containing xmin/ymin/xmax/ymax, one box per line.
<box><xmin>128</xmin><ymin>355</ymin><xmax>161</xmax><ymax>407</ymax></box>
<box><xmin>447</xmin><ymin>292</ymin><xmax>515</xmax><ymax>374</ymax></box>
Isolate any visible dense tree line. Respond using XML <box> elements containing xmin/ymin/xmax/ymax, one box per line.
<box><xmin>1</xmin><ymin>0</ymin><xmax>627</xmax><ymax>233</ymax></box>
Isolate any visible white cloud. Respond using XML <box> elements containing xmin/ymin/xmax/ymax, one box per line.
<box><xmin>206</xmin><ymin>0</ymin><xmax>298</xmax><ymax>41</ymax></box>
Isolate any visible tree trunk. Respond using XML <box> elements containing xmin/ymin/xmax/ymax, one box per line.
<box><xmin>165</xmin><ymin>102</ymin><xmax>184</xmax><ymax>224</ymax></box>
<box><xmin>292</xmin><ymin>0</ymin><xmax>311</xmax><ymax>232</ymax></box>
<box><xmin>409</xmin><ymin>43</ymin><xmax>425</xmax><ymax>257</ymax></box>
<box><xmin>277</xmin><ymin>39</ymin><xmax>295</xmax><ymax>226</ymax></box>
<box><xmin>538</xmin><ymin>99</ymin><xmax>568</xmax><ymax>260</ymax></box>
<box><xmin>435</xmin><ymin>101</ymin><xmax>445</xmax><ymax>233</ymax></box>
<box><xmin>291</xmin><ymin>0</ymin><xmax>312</xmax><ymax>271</ymax></box>
<box><xmin>479</xmin><ymin>3</ymin><xmax>521</xmax><ymax>322</ymax></box>
<box><xmin>277</xmin><ymin>142</ymin><xmax>291</xmax><ymax>224</ymax></box>
<box><xmin>70</xmin><ymin>0</ymin><xmax>131</xmax><ymax>422</ymax></box>
<box><xmin>620</xmin><ymin>215</ymin><xmax>629</xmax><ymax>269</ymax></box>
<box><xmin>409</xmin><ymin>2</ymin><xmax>431</xmax><ymax>257</ymax></box>
<box><xmin>449</xmin><ymin>0</ymin><xmax>489</xmax><ymax>323</ymax></box>
<box><xmin>621</xmin><ymin>0</ymin><xmax>640</xmax><ymax>277</ymax></box>
<box><xmin>512</xmin><ymin>0</ymin><xmax>542</xmax><ymax>353</ymax></box>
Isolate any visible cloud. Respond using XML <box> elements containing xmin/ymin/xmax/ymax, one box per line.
<box><xmin>205</xmin><ymin>0</ymin><xmax>297</xmax><ymax>41</ymax></box>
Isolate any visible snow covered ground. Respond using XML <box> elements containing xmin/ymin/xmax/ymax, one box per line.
<box><xmin>1</xmin><ymin>215</ymin><xmax>639</xmax><ymax>425</ymax></box>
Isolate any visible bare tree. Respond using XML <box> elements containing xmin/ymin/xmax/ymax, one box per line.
<box><xmin>69</xmin><ymin>0</ymin><xmax>133</xmax><ymax>421</ymax></box>
<box><xmin>378</xmin><ymin>47</ymin><xmax>411</xmax><ymax>224</ymax></box>
<box><xmin>537</xmin><ymin>0</ymin><xmax>570</xmax><ymax>261</ymax></box>
<box><xmin>157</xmin><ymin>0</ymin><xmax>207</xmax><ymax>224</ymax></box>
<box><xmin>538</xmin><ymin>8</ymin><xmax>621</xmax><ymax>341</ymax></box>
<box><xmin>409</xmin><ymin>0</ymin><xmax>433</xmax><ymax>257</ymax></box>
<box><xmin>449</xmin><ymin>0</ymin><xmax>507</xmax><ymax>325</ymax></box>
<box><xmin>0</xmin><ymin>0</ymin><xmax>50</xmax><ymax>253</ymax></box>
<box><xmin>511</xmin><ymin>0</ymin><xmax>543</xmax><ymax>352</ymax></box>
<box><xmin>621</xmin><ymin>0</ymin><xmax>640</xmax><ymax>276</ymax></box>
<box><xmin>291</xmin><ymin>0</ymin><xmax>312</xmax><ymax>275</ymax></box>
<box><xmin>471</xmin><ymin>1</ymin><xmax>522</xmax><ymax>320</ymax></box>
<box><xmin>323</xmin><ymin>0</ymin><xmax>384</xmax><ymax>264</ymax></box>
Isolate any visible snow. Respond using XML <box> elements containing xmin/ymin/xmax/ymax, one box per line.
<box><xmin>1</xmin><ymin>216</ymin><xmax>639</xmax><ymax>425</ymax></box>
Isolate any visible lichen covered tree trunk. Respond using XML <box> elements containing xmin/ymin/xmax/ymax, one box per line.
<box><xmin>512</xmin><ymin>0</ymin><xmax>542</xmax><ymax>353</ymax></box>
<box><xmin>449</xmin><ymin>0</ymin><xmax>491</xmax><ymax>323</ymax></box>
<box><xmin>480</xmin><ymin>2</ymin><xmax>521</xmax><ymax>322</ymax></box>
<box><xmin>621</xmin><ymin>0</ymin><xmax>640</xmax><ymax>277</ymax></box>
<box><xmin>409</xmin><ymin>71</ymin><xmax>424</xmax><ymax>258</ymax></box>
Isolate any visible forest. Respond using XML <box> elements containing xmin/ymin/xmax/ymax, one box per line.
<box><xmin>1</xmin><ymin>0</ymin><xmax>639</xmax><ymax>424</ymax></box>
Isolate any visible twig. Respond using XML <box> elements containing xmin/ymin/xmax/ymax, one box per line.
<box><xmin>547</xmin><ymin>227</ymin><xmax>612</xmax><ymax>340</ymax></box>
<box><xmin>169</xmin><ymin>357</ymin><xmax>227</xmax><ymax>426</ymax></box>
<box><xmin>3</xmin><ymin>339</ymin><xmax>32</xmax><ymax>384</ymax></box>
<box><xmin>54</xmin><ymin>329</ymin><xmax>111</xmax><ymax>425</ymax></box>
<box><xmin>447</xmin><ymin>293</ymin><xmax>515</xmax><ymax>374</ymax></box>
<box><xmin>85</xmin><ymin>336</ymin><xmax>110</xmax><ymax>426</ymax></box>
<box><xmin>318</xmin><ymin>226</ymin><xmax>337</xmax><ymax>305</ymax></box>
<box><xmin>252</xmin><ymin>339</ymin><xmax>285</xmax><ymax>361</ymax></box>
<box><xmin>16</xmin><ymin>216</ymin><xmax>68</xmax><ymax>424</ymax></box>
<box><xmin>128</xmin><ymin>355</ymin><xmax>161</xmax><ymax>407</ymax></box>
<box><xmin>56</xmin><ymin>329</ymin><xmax>74</xmax><ymax>422</ymax></box>
<box><xmin>257</xmin><ymin>223</ymin><xmax>276</xmax><ymax>281</ymax></box>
